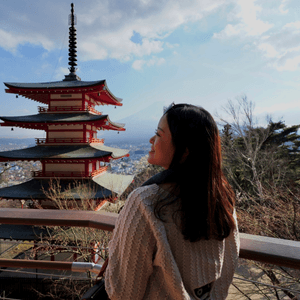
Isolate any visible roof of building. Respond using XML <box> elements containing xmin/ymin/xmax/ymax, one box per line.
<box><xmin>0</xmin><ymin>113</ymin><xmax>125</xmax><ymax>131</ymax></box>
<box><xmin>0</xmin><ymin>174</ymin><xmax>134</xmax><ymax>200</ymax></box>
<box><xmin>4</xmin><ymin>80</ymin><xmax>123</xmax><ymax>106</ymax></box>
<box><xmin>4</xmin><ymin>80</ymin><xmax>105</xmax><ymax>89</ymax></box>
<box><xmin>0</xmin><ymin>112</ymin><xmax>106</xmax><ymax>123</ymax></box>
<box><xmin>0</xmin><ymin>144</ymin><xmax>129</xmax><ymax>161</ymax></box>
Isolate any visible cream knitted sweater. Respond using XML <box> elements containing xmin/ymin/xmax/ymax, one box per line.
<box><xmin>105</xmin><ymin>184</ymin><xmax>239</xmax><ymax>300</ymax></box>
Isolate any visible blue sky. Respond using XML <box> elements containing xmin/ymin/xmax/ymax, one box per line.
<box><xmin>1</xmin><ymin>0</ymin><xmax>300</xmax><ymax>138</ymax></box>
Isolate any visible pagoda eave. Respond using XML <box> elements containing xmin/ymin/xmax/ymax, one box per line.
<box><xmin>0</xmin><ymin>122</ymin><xmax>125</xmax><ymax>131</ymax></box>
<box><xmin>0</xmin><ymin>174</ymin><xmax>134</xmax><ymax>200</ymax></box>
<box><xmin>4</xmin><ymin>80</ymin><xmax>123</xmax><ymax>106</ymax></box>
<box><xmin>0</xmin><ymin>153</ymin><xmax>129</xmax><ymax>163</ymax></box>
<box><xmin>0</xmin><ymin>122</ymin><xmax>46</xmax><ymax>130</ymax></box>
<box><xmin>0</xmin><ymin>144</ymin><xmax>129</xmax><ymax>161</ymax></box>
<box><xmin>0</xmin><ymin>113</ymin><xmax>125</xmax><ymax>131</ymax></box>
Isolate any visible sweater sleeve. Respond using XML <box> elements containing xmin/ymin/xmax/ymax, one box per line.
<box><xmin>105</xmin><ymin>187</ymin><xmax>157</xmax><ymax>300</ymax></box>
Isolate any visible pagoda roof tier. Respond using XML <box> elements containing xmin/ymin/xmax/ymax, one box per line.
<box><xmin>0</xmin><ymin>174</ymin><xmax>134</xmax><ymax>200</ymax></box>
<box><xmin>0</xmin><ymin>113</ymin><xmax>125</xmax><ymax>131</ymax></box>
<box><xmin>0</xmin><ymin>144</ymin><xmax>129</xmax><ymax>162</ymax></box>
<box><xmin>4</xmin><ymin>80</ymin><xmax>122</xmax><ymax>106</ymax></box>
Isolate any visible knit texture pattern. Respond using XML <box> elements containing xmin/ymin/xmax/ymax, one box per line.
<box><xmin>105</xmin><ymin>184</ymin><xmax>239</xmax><ymax>300</ymax></box>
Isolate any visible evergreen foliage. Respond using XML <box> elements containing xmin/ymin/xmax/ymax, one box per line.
<box><xmin>221</xmin><ymin>117</ymin><xmax>300</xmax><ymax>198</ymax></box>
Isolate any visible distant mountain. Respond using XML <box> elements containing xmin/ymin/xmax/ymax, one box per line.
<box><xmin>101</xmin><ymin>101</ymin><xmax>165</xmax><ymax>142</ymax></box>
<box><xmin>0</xmin><ymin>138</ymin><xmax>35</xmax><ymax>146</ymax></box>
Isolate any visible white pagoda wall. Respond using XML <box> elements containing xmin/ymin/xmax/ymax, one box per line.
<box><xmin>47</xmin><ymin>131</ymin><xmax>83</xmax><ymax>138</ymax></box>
<box><xmin>45</xmin><ymin>163</ymin><xmax>85</xmax><ymax>172</ymax></box>
<box><xmin>50</xmin><ymin>100</ymin><xmax>82</xmax><ymax>107</ymax></box>
<box><xmin>50</xmin><ymin>94</ymin><xmax>82</xmax><ymax>99</ymax></box>
<box><xmin>86</xmin><ymin>125</ymin><xmax>97</xmax><ymax>131</ymax></box>
<box><xmin>47</xmin><ymin>124</ymin><xmax>84</xmax><ymax>139</ymax></box>
<box><xmin>48</xmin><ymin>125</ymin><xmax>83</xmax><ymax>130</ymax></box>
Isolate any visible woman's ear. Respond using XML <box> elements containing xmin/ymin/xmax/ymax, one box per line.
<box><xmin>180</xmin><ymin>147</ymin><xmax>189</xmax><ymax>163</ymax></box>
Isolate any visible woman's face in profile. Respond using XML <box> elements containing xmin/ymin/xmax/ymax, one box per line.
<box><xmin>148</xmin><ymin>114</ymin><xmax>175</xmax><ymax>170</ymax></box>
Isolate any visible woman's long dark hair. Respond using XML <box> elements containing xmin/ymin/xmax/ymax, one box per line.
<box><xmin>149</xmin><ymin>104</ymin><xmax>236</xmax><ymax>242</ymax></box>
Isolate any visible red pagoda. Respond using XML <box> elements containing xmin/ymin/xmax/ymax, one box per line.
<box><xmin>0</xmin><ymin>4</ymin><xmax>133</xmax><ymax>209</ymax></box>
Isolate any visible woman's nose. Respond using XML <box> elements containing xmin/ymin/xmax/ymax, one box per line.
<box><xmin>149</xmin><ymin>135</ymin><xmax>155</xmax><ymax>144</ymax></box>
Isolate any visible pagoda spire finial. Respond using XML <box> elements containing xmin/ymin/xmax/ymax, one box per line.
<box><xmin>64</xmin><ymin>3</ymin><xmax>81</xmax><ymax>81</ymax></box>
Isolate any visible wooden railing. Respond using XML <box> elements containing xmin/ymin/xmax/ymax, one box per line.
<box><xmin>0</xmin><ymin>208</ymin><xmax>299</xmax><ymax>270</ymax></box>
<box><xmin>32</xmin><ymin>167</ymin><xmax>108</xmax><ymax>179</ymax></box>
<box><xmin>35</xmin><ymin>137</ymin><xmax>104</xmax><ymax>145</ymax></box>
<box><xmin>38</xmin><ymin>106</ymin><xmax>102</xmax><ymax>115</ymax></box>
<box><xmin>91</xmin><ymin>166</ymin><xmax>108</xmax><ymax>177</ymax></box>
<box><xmin>32</xmin><ymin>171</ymin><xmax>87</xmax><ymax>178</ymax></box>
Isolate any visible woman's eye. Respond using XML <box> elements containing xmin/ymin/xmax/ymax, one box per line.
<box><xmin>155</xmin><ymin>130</ymin><xmax>160</xmax><ymax>137</ymax></box>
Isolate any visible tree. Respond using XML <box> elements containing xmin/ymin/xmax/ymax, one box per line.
<box><xmin>219</xmin><ymin>96</ymin><xmax>300</xmax><ymax>201</ymax></box>
<box><xmin>29</xmin><ymin>179</ymin><xmax>114</xmax><ymax>299</ymax></box>
<box><xmin>218</xmin><ymin>96</ymin><xmax>300</xmax><ymax>299</ymax></box>
<box><xmin>263</xmin><ymin>121</ymin><xmax>300</xmax><ymax>184</ymax></box>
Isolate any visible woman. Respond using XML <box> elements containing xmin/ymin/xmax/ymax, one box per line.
<box><xmin>105</xmin><ymin>104</ymin><xmax>239</xmax><ymax>300</ymax></box>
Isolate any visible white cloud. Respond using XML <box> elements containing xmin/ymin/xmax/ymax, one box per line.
<box><xmin>54</xmin><ymin>67</ymin><xmax>69</xmax><ymax>80</ymax></box>
<box><xmin>0</xmin><ymin>28</ymin><xmax>54</xmax><ymax>53</ymax></box>
<box><xmin>279</xmin><ymin>0</ymin><xmax>289</xmax><ymax>14</ymax></box>
<box><xmin>256</xmin><ymin>21</ymin><xmax>300</xmax><ymax>71</ymax></box>
<box><xmin>132</xmin><ymin>56</ymin><xmax>165</xmax><ymax>70</ymax></box>
<box><xmin>77</xmin><ymin>0</ymin><xmax>226</xmax><ymax>63</ymax></box>
<box><xmin>257</xmin><ymin>43</ymin><xmax>279</xmax><ymax>58</ymax></box>
<box><xmin>256</xmin><ymin>100</ymin><xmax>300</xmax><ymax>115</ymax></box>
<box><xmin>213</xmin><ymin>1</ymin><xmax>300</xmax><ymax>72</ymax></box>
<box><xmin>283</xmin><ymin>21</ymin><xmax>300</xmax><ymax>30</ymax></box>
<box><xmin>275</xmin><ymin>55</ymin><xmax>300</xmax><ymax>71</ymax></box>
<box><xmin>214</xmin><ymin>0</ymin><xmax>273</xmax><ymax>39</ymax></box>
<box><xmin>0</xmin><ymin>0</ymin><xmax>228</xmax><ymax>66</ymax></box>
<box><xmin>132</xmin><ymin>60</ymin><xmax>146</xmax><ymax>71</ymax></box>
<box><xmin>165</xmin><ymin>42</ymin><xmax>179</xmax><ymax>49</ymax></box>
<box><xmin>148</xmin><ymin>57</ymin><xmax>165</xmax><ymax>66</ymax></box>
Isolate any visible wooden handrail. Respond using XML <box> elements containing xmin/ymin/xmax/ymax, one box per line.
<box><xmin>0</xmin><ymin>208</ymin><xmax>299</xmax><ymax>269</ymax></box>
<box><xmin>0</xmin><ymin>259</ymin><xmax>73</xmax><ymax>271</ymax></box>
<box><xmin>0</xmin><ymin>208</ymin><xmax>116</xmax><ymax>232</ymax></box>
<box><xmin>0</xmin><ymin>259</ymin><xmax>101</xmax><ymax>274</ymax></box>
<box><xmin>239</xmin><ymin>233</ymin><xmax>300</xmax><ymax>269</ymax></box>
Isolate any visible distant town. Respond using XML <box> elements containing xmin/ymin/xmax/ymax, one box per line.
<box><xmin>0</xmin><ymin>138</ymin><xmax>151</xmax><ymax>188</ymax></box>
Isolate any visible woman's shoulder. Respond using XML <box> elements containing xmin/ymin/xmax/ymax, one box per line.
<box><xmin>127</xmin><ymin>184</ymin><xmax>173</xmax><ymax>208</ymax></box>
<box><xmin>133</xmin><ymin>183</ymin><xmax>160</xmax><ymax>194</ymax></box>
<box><xmin>127</xmin><ymin>184</ymin><xmax>160</xmax><ymax>205</ymax></box>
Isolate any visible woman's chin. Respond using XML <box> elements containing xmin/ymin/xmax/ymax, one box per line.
<box><xmin>148</xmin><ymin>152</ymin><xmax>154</xmax><ymax>164</ymax></box>
<box><xmin>147</xmin><ymin>158</ymin><xmax>153</xmax><ymax>165</ymax></box>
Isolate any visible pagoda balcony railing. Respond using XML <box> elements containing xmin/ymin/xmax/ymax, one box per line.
<box><xmin>91</xmin><ymin>166</ymin><xmax>108</xmax><ymax>177</ymax></box>
<box><xmin>38</xmin><ymin>106</ymin><xmax>102</xmax><ymax>115</ymax></box>
<box><xmin>0</xmin><ymin>209</ymin><xmax>299</xmax><ymax>298</ymax></box>
<box><xmin>35</xmin><ymin>137</ymin><xmax>104</xmax><ymax>145</ymax></box>
<box><xmin>32</xmin><ymin>167</ymin><xmax>108</xmax><ymax>179</ymax></box>
<box><xmin>32</xmin><ymin>170</ymin><xmax>87</xmax><ymax>178</ymax></box>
